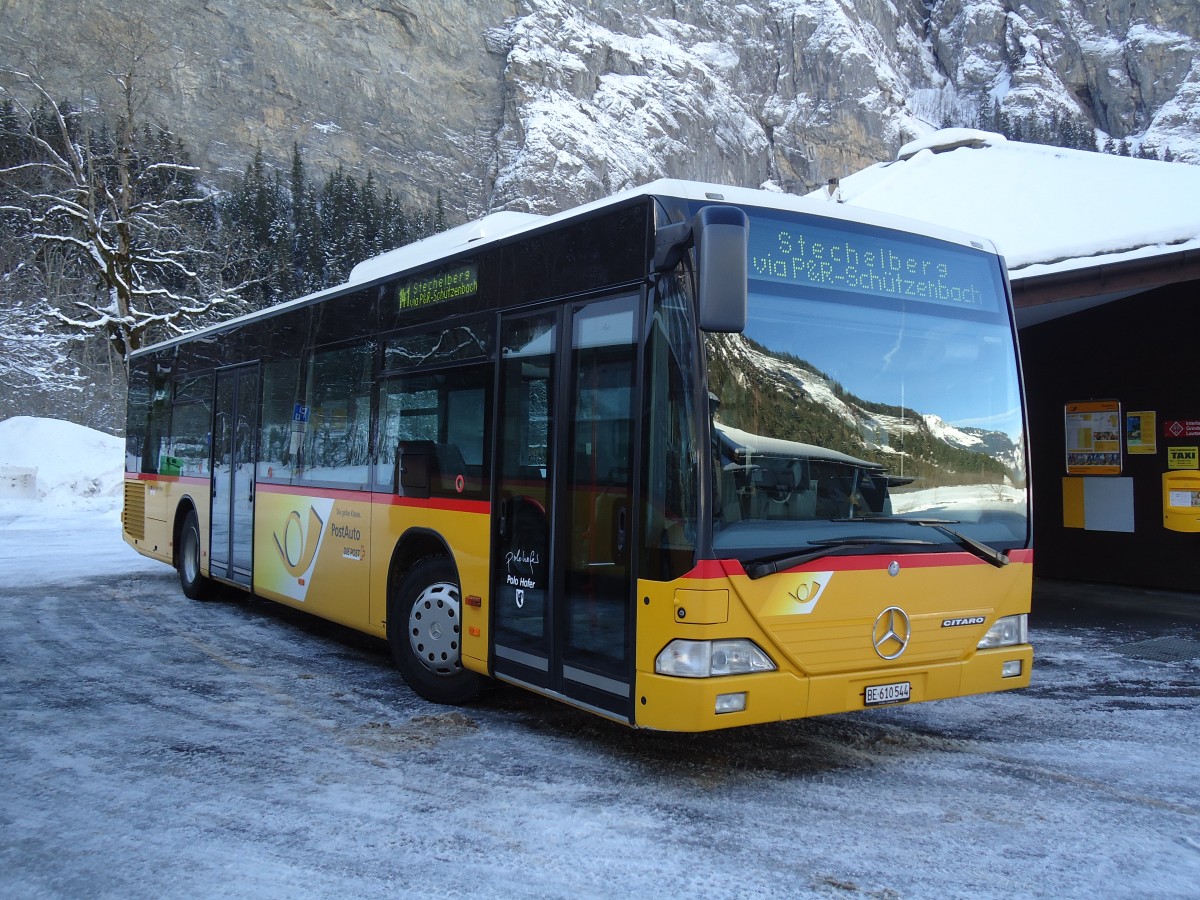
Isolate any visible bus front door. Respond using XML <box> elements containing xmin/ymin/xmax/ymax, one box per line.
<box><xmin>211</xmin><ymin>363</ymin><xmax>259</xmax><ymax>587</ymax></box>
<box><xmin>492</xmin><ymin>296</ymin><xmax>639</xmax><ymax>721</ymax></box>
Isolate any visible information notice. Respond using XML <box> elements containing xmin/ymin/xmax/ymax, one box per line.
<box><xmin>1126</xmin><ymin>410</ymin><xmax>1156</xmax><ymax>455</ymax></box>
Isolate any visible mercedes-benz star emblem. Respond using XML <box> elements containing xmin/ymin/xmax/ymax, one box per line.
<box><xmin>872</xmin><ymin>606</ymin><xmax>911</xmax><ymax>660</ymax></box>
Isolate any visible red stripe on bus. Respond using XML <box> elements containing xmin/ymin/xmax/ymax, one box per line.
<box><xmin>683</xmin><ymin>559</ymin><xmax>746</xmax><ymax>579</ymax></box>
<box><xmin>788</xmin><ymin>550</ymin><xmax>1032</xmax><ymax>572</ymax></box>
<box><xmin>129</xmin><ymin>473</ymin><xmax>209</xmax><ymax>486</ymax></box>
<box><xmin>256</xmin><ymin>482</ymin><xmax>368</xmax><ymax>503</ymax></box>
<box><xmin>373</xmin><ymin>493</ymin><xmax>491</xmax><ymax>515</ymax></box>
<box><xmin>682</xmin><ymin>548</ymin><xmax>1033</xmax><ymax>580</ymax></box>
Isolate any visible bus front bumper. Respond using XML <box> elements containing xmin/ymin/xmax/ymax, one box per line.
<box><xmin>632</xmin><ymin>644</ymin><xmax>1034</xmax><ymax>732</ymax></box>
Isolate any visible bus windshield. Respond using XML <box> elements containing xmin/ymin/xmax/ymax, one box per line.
<box><xmin>707</xmin><ymin>207</ymin><xmax>1028</xmax><ymax>560</ymax></box>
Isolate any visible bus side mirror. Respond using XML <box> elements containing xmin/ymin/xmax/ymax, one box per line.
<box><xmin>652</xmin><ymin>205</ymin><xmax>748</xmax><ymax>333</ymax></box>
<box><xmin>694</xmin><ymin>206</ymin><xmax>748</xmax><ymax>333</ymax></box>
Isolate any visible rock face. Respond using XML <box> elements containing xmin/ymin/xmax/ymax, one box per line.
<box><xmin>2</xmin><ymin>0</ymin><xmax>1197</xmax><ymax>216</ymax></box>
<box><xmin>1</xmin><ymin>0</ymin><xmax>518</xmax><ymax>210</ymax></box>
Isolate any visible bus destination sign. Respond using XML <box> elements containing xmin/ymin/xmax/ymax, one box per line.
<box><xmin>397</xmin><ymin>262</ymin><xmax>479</xmax><ymax>311</ymax></box>
<box><xmin>748</xmin><ymin>215</ymin><xmax>999</xmax><ymax>313</ymax></box>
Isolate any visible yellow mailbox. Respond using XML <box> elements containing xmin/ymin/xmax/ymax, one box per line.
<box><xmin>1163</xmin><ymin>471</ymin><xmax>1200</xmax><ymax>532</ymax></box>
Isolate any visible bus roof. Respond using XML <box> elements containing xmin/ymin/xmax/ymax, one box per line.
<box><xmin>346</xmin><ymin>179</ymin><xmax>999</xmax><ymax>288</ymax></box>
<box><xmin>133</xmin><ymin>179</ymin><xmax>1000</xmax><ymax>359</ymax></box>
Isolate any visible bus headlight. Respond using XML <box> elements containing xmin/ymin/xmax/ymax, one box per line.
<box><xmin>977</xmin><ymin>614</ymin><xmax>1028</xmax><ymax>649</ymax></box>
<box><xmin>655</xmin><ymin>639</ymin><xmax>776</xmax><ymax>678</ymax></box>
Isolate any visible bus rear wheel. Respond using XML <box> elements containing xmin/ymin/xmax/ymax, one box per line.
<box><xmin>388</xmin><ymin>556</ymin><xmax>481</xmax><ymax>705</ymax></box>
<box><xmin>177</xmin><ymin>509</ymin><xmax>212</xmax><ymax>600</ymax></box>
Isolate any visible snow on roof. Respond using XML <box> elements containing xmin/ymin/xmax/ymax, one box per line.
<box><xmin>714</xmin><ymin>422</ymin><xmax>883</xmax><ymax>469</ymax></box>
<box><xmin>820</xmin><ymin>129</ymin><xmax>1200</xmax><ymax>278</ymax></box>
<box><xmin>897</xmin><ymin>128</ymin><xmax>1004</xmax><ymax>160</ymax></box>
<box><xmin>346</xmin><ymin>211</ymin><xmax>544</xmax><ymax>285</ymax></box>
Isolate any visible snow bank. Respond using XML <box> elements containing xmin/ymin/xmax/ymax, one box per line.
<box><xmin>0</xmin><ymin>417</ymin><xmax>163</xmax><ymax>587</ymax></box>
<box><xmin>0</xmin><ymin>416</ymin><xmax>124</xmax><ymax>513</ymax></box>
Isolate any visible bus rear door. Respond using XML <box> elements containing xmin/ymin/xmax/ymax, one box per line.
<box><xmin>211</xmin><ymin>363</ymin><xmax>259</xmax><ymax>587</ymax></box>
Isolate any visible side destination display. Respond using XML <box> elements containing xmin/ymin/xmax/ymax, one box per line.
<box><xmin>398</xmin><ymin>262</ymin><xmax>479</xmax><ymax>310</ymax></box>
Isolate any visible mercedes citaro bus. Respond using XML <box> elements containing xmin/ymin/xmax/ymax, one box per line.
<box><xmin>124</xmin><ymin>180</ymin><xmax>1032</xmax><ymax>731</ymax></box>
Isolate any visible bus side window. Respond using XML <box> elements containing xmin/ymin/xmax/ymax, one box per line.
<box><xmin>260</xmin><ymin>358</ymin><xmax>304</xmax><ymax>482</ymax></box>
<box><xmin>377</xmin><ymin>365</ymin><xmax>491</xmax><ymax>498</ymax></box>
<box><xmin>642</xmin><ymin>271</ymin><xmax>699</xmax><ymax>581</ymax></box>
<box><xmin>137</xmin><ymin>361</ymin><xmax>173</xmax><ymax>476</ymax></box>
<box><xmin>126</xmin><ymin>364</ymin><xmax>151</xmax><ymax>474</ymax></box>
<box><xmin>297</xmin><ymin>342</ymin><xmax>374</xmax><ymax>488</ymax></box>
<box><xmin>169</xmin><ymin>374</ymin><xmax>213</xmax><ymax>478</ymax></box>
<box><xmin>377</xmin><ymin>377</ymin><xmax>437</xmax><ymax>490</ymax></box>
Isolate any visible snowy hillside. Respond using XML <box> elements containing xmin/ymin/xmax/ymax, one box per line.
<box><xmin>0</xmin><ymin>417</ymin><xmax>158</xmax><ymax>587</ymax></box>
<box><xmin>490</xmin><ymin>2</ymin><xmax>773</xmax><ymax>209</ymax></box>
<box><xmin>924</xmin><ymin>415</ymin><xmax>1025</xmax><ymax>477</ymax></box>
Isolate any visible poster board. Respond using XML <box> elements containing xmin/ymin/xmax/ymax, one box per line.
<box><xmin>1126</xmin><ymin>410</ymin><xmax>1156</xmax><ymax>455</ymax></box>
<box><xmin>1065</xmin><ymin>400</ymin><xmax>1121</xmax><ymax>475</ymax></box>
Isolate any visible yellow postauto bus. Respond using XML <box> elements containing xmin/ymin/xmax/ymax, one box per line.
<box><xmin>124</xmin><ymin>180</ymin><xmax>1032</xmax><ymax>731</ymax></box>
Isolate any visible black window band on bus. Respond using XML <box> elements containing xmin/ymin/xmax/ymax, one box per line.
<box><xmin>376</xmin><ymin>363</ymin><xmax>493</xmax><ymax>499</ymax></box>
<box><xmin>257</xmin><ymin>343</ymin><xmax>374</xmax><ymax>491</ymax></box>
<box><xmin>382</xmin><ymin>318</ymin><xmax>496</xmax><ymax>372</ymax></box>
<box><xmin>167</xmin><ymin>374</ymin><xmax>214</xmax><ymax>479</ymax></box>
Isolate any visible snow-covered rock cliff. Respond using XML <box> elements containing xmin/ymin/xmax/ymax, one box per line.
<box><xmin>3</xmin><ymin>0</ymin><xmax>1196</xmax><ymax>215</ymax></box>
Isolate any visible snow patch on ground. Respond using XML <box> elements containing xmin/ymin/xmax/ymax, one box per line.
<box><xmin>0</xmin><ymin>417</ymin><xmax>159</xmax><ymax>588</ymax></box>
<box><xmin>0</xmin><ymin>416</ymin><xmax>125</xmax><ymax>512</ymax></box>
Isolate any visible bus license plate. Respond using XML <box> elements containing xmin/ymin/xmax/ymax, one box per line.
<box><xmin>865</xmin><ymin>681</ymin><xmax>911</xmax><ymax>706</ymax></box>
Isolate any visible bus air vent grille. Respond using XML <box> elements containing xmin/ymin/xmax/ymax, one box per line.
<box><xmin>124</xmin><ymin>481</ymin><xmax>146</xmax><ymax>540</ymax></box>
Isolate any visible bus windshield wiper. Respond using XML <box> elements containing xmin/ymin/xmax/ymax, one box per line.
<box><xmin>743</xmin><ymin>536</ymin><xmax>937</xmax><ymax>580</ymax></box>
<box><xmin>833</xmin><ymin>517</ymin><xmax>1010</xmax><ymax>568</ymax></box>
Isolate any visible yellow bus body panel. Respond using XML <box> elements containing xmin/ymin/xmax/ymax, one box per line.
<box><xmin>633</xmin><ymin>553</ymin><xmax>1033</xmax><ymax>731</ymax></box>
<box><xmin>125</xmin><ymin>473</ymin><xmax>1033</xmax><ymax>733</ymax></box>
<box><xmin>121</xmin><ymin>475</ymin><xmax>209</xmax><ymax>569</ymax></box>
<box><xmin>368</xmin><ymin>497</ymin><xmax>492</xmax><ymax>672</ymax></box>
<box><xmin>253</xmin><ymin>487</ymin><xmax>374</xmax><ymax>630</ymax></box>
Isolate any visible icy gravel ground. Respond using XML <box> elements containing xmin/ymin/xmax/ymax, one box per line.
<box><xmin>1</xmin><ymin>508</ymin><xmax>1198</xmax><ymax>899</ymax></box>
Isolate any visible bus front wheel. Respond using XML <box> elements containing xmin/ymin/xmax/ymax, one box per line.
<box><xmin>388</xmin><ymin>556</ymin><xmax>481</xmax><ymax>705</ymax></box>
<box><xmin>177</xmin><ymin>509</ymin><xmax>212</xmax><ymax>600</ymax></box>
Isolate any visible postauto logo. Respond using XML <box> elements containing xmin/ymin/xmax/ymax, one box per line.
<box><xmin>269</xmin><ymin>498</ymin><xmax>334</xmax><ymax>601</ymax></box>
<box><xmin>274</xmin><ymin>506</ymin><xmax>324</xmax><ymax>577</ymax></box>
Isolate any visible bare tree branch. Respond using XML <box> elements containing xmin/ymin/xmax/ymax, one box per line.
<box><xmin>1</xmin><ymin>41</ymin><xmax>254</xmax><ymax>373</ymax></box>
